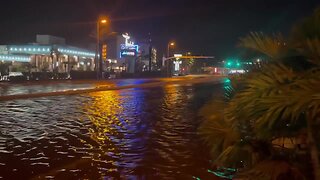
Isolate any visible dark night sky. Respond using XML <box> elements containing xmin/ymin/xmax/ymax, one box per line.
<box><xmin>0</xmin><ymin>0</ymin><xmax>319</xmax><ymax>59</ymax></box>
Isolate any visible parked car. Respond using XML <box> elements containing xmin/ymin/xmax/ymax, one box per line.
<box><xmin>9</xmin><ymin>72</ymin><xmax>26</xmax><ymax>82</ymax></box>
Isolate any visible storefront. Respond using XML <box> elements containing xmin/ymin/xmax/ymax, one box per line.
<box><xmin>5</xmin><ymin>44</ymin><xmax>95</xmax><ymax>73</ymax></box>
<box><xmin>0</xmin><ymin>35</ymin><xmax>95</xmax><ymax>73</ymax></box>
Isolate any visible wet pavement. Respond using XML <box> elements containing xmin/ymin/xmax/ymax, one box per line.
<box><xmin>0</xmin><ymin>79</ymin><xmax>158</xmax><ymax>96</ymax></box>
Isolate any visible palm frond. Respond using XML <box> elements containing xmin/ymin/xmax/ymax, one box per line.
<box><xmin>214</xmin><ymin>144</ymin><xmax>253</xmax><ymax>168</ymax></box>
<box><xmin>199</xmin><ymin>100</ymin><xmax>240</xmax><ymax>158</ymax></box>
<box><xmin>255</xmin><ymin>74</ymin><xmax>320</xmax><ymax>131</ymax></box>
<box><xmin>239</xmin><ymin>32</ymin><xmax>287</xmax><ymax>59</ymax></box>
<box><xmin>225</xmin><ymin>64</ymin><xmax>297</xmax><ymax>125</ymax></box>
<box><xmin>238</xmin><ymin>160</ymin><xmax>305</xmax><ymax>180</ymax></box>
<box><xmin>290</xmin><ymin>7</ymin><xmax>320</xmax><ymax>44</ymax></box>
<box><xmin>296</xmin><ymin>39</ymin><xmax>320</xmax><ymax>66</ymax></box>
<box><xmin>225</xmin><ymin>64</ymin><xmax>320</xmax><ymax>140</ymax></box>
<box><xmin>200</xmin><ymin>8</ymin><xmax>320</xmax><ymax>180</ymax></box>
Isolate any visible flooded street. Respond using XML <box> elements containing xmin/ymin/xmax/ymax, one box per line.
<box><xmin>0</xmin><ymin>80</ymin><xmax>222</xmax><ymax>179</ymax></box>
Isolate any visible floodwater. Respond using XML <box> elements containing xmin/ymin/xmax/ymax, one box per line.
<box><xmin>0</xmin><ymin>80</ymin><xmax>222</xmax><ymax>179</ymax></box>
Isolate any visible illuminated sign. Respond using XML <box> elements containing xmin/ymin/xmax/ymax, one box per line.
<box><xmin>229</xmin><ymin>69</ymin><xmax>245</xmax><ymax>74</ymax></box>
<box><xmin>102</xmin><ymin>44</ymin><xmax>107</xmax><ymax>60</ymax></box>
<box><xmin>174</xmin><ymin>54</ymin><xmax>183</xmax><ymax>58</ymax></box>
<box><xmin>120</xmin><ymin>44</ymin><xmax>139</xmax><ymax>58</ymax></box>
<box><xmin>174</xmin><ymin>60</ymin><xmax>182</xmax><ymax>71</ymax></box>
<box><xmin>9</xmin><ymin>72</ymin><xmax>24</xmax><ymax>76</ymax></box>
<box><xmin>119</xmin><ymin>33</ymin><xmax>139</xmax><ymax>58</ymax></box>
<box><xmin>120</xmin><ymin>50</ymin><xmax>136</xmax><ymax>57</ymax></box>
<box><xmin>122</xmin><ymin>33</ymin><xmax>134</xmax><ymax>46</ymax></box>
<box><xmin>120</xmin><ymin>44</ymin><xmax>139</xmax><ymax>51</ymax></box>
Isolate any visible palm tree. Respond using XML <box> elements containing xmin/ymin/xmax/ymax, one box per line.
<box><xmin>200</xmin><ymin>7</ymin><xmax>320</xmax><ymax>180</ymax></box>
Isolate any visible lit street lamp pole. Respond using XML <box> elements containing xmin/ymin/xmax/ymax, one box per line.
<box><xmin>167</xmin><ymin>42</ymin><xmax>175</xmax><ymax>58</ymax></box>
<box><xmin>96</xmin><ymin>18</ymin><xmax>107</xmax><ymax>79</ymax></box>
<box><xmin>166</xmin><ymin>42</ymin><xmax>175</xmax><ymax>77</ymax></box>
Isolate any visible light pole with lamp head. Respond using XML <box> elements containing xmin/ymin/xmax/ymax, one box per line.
<box><xmin>166</xmin><ymin>42</ymin><xmax>175</xmax><ymax>77</ymax></box>
<box><xmin>96</xmin><ymin>17</ymin><xmax>108</xmax><ymax>79</ymax></box>
<box><xmin>167</xmin><ymin>42</ymin><xmax>175</xmax><ymax>58</ymax></box>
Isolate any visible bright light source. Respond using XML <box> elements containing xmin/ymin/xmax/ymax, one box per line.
<box><xmin>170</xmin><ymin>42</ymin><xmax>175</xmax><ymax>46</ymax></box>
<box><xmin>100</xmin><ymin>19</ymin><xmax>107</xmax><ymax>24</ymax></box>
<box><xmin>230</xmin><ymin>69</ymin><xmax>245</xmax><ymax>74</ymax></box>
<box><xmin>224</xmin><ymin>78</ymin><xmax>231</xmax><ymax>83</ymax></box>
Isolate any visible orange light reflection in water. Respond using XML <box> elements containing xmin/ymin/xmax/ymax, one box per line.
<box><xmin>83</xmin><ymin>90</ymin><xmax>124</xmax><ymax>175</ymax></box>
<box><xmin>163</xmin><ymin>84</ymin><xmax>180</xmax><ymax>105</ymax></box>
<box><xmin>85</xmin><ymin>91</ymin><xmax>122</xmax><ymax>143</ymax></box>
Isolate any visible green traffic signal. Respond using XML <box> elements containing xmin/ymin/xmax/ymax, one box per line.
<box><xmin>225</xmin><ymin>59</ymin><xmax>242</xmax><ymax>68</ymax></box>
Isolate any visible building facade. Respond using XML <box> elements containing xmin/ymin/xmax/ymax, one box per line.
<box><xmin>137</xmin><ymin>43</ymin><xmax>157</xmax><ymax>72</ymax></box>
<box><xmin>0</xmin><ymin>35</ymin><xmax>95</xmax><ymax>75</ymax></box>
<box><xmin>103</xmin><ymin>33</ymin><xmax>140</xmax><ymax>73</ymax></box>
<box><xmin>0</xmin><ymin>33</ymin><xmax>158</xmax><ymax>79</ymax></box>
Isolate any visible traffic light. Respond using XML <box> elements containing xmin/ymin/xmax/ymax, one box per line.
<box><xmin>225</xmin><ymin>59</ymin><xmax>241</xmax><ymax>68</ymax></box>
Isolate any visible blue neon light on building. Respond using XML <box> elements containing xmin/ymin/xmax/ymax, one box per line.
<box><xmin>9</xmin><ymin>45</ymin><xmax>51</xmax><ymax>55</ymax></box>
<box><xmin>7</xmin><ymin>45</ymin><xmax>95</xmax><ymax>58</ymax></box>
<box><xmin>120</xmin><ymin>44</ymin><xmax>139</xmax><ymax>58</ymax></box>
<box><xmin>0</xmin><ymin>55</ymin><xmax>31</xmax><ymax>62</ymax></box>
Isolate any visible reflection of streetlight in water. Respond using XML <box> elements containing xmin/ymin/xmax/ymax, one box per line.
<box><xmin>163</xmin><ymin>84</ymin><xmax>180</xmax><ymax>105</ymax></box>
<box><xmin>82</xmin><ymin>89</ymin><xmax>146</xmax><ymax>175</ymax></box>
<box><xmin>82</xmin><ymin>90</ymin><xmax>123</xmax><ymax>173</ymax></box>
<box><xmin>84</xmin><ymin>91</ymin><xmax>123</xmax><ymax>144</ymax></box>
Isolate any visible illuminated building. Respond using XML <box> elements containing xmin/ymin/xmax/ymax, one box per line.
<box><xmin>137</xmin><ymin>43</ymin><xmax>157</xmax><ymax>72</ymax></box>
<box><xmin>0</xmin><ymin>35</ymin><xmax>96</xmax><ymax>74</ymax></box>
<box><xmin>103</xmin><ymin>33</ymin><xmax>139</xmax><ymax>73</ymax></box>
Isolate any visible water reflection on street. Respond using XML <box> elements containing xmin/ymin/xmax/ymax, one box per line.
<box><xmin>0</xmin><ymin>82</ymin><xmax>221</xmax><ymax>179</ymax></box>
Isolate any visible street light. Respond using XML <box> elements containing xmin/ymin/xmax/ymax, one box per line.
<box><xmin>96</xmin><ymin>17</ymin><xmax>108</xmax><ymax>79</ymax></box>
<box><xmin>167</xmin><ymin>42</ymin><xmax>175</xmax><ymax>58</ymax></box>
<box><xmin>166</xmin><ymin>42</ymin><xmax>175</xmax><ymax>77</ymax></box>
<box><xmin>100</xmin><ymin>19</ymin><xmax>107</xmax><ymax>24</ymax></box>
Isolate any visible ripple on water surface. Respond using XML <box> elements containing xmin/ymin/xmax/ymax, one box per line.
<box><xmin>0</xmin><ymin>83</ymin><xmax>220</xmax><ymax>179</ymax></box>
